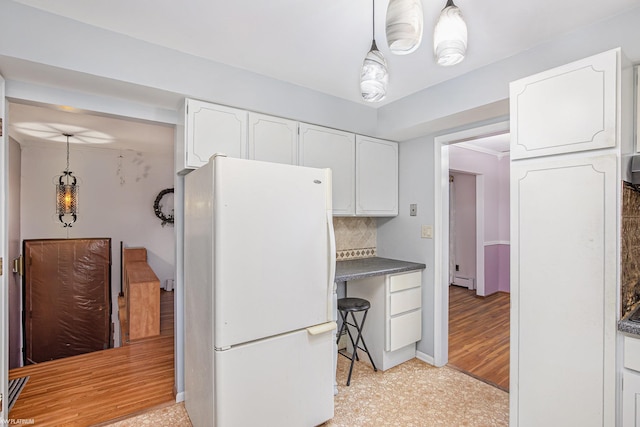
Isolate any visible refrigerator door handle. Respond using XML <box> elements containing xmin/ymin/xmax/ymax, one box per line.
<box><xmin>307</xmin><ymin>321</ymin><xmax>337</xmax><ymax>336</ymax></box>
<box><xmin>327</xmin><ymin>210</ymin><xmax>337</xmax><ymax>320</ymax></box>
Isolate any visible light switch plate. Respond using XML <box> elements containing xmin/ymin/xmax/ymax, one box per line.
<box><xmin>421</xmin><ymin>225</ymin><xmax>433</xmax><ymax>239</ymax></box>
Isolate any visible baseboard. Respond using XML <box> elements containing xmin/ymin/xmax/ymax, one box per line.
<box><xmin>416</xmin><ymin>350</ymin><xmax>435</xmax><ymax>366</ymax></box>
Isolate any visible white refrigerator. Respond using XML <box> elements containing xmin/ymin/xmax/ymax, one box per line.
<box><xmin>184</xmin><ymin>154</ymin><xmax>337</xmax><ymax>427</ymax></box>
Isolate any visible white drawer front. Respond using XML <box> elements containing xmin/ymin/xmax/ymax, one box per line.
<box><xmin>387</xmin><ymin>310</ymin><xmax>421</xmax><ymax>352</ymax></box>
<box><xmin>389</xmin><ymin>287</ymin><xmax>421</xmax><ymax>316</ymax></box>
<box><xmin>389</xmin><ymin>271</ymin><xmax>421</xmax><ymax>293</ymax></box>
<box><xmin>625</xmin><ymin>336</ymin><xmax>640</xmax><ymax>372</ymax></box>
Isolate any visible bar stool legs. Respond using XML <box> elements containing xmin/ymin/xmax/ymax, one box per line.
<box><xmin>336</xmin><ymin>297</ymin><xmax>377</xmax><ymax>386</ymax></box>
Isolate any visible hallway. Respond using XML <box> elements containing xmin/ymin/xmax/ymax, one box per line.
<box><xmin>448</xmin><ymin>285</ymin><xmax>510</xmax><ymax>391</ymax></box>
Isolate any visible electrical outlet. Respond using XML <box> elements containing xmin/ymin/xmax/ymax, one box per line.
<box><xmin>421</xmin><ymin>225</ymin><xmax>433</xmax><ymax>239</ymax></box>
<box><xmin>410</xmin><ymin>204</ymin><xmax>417</xmax><ymax>216</ymax></box>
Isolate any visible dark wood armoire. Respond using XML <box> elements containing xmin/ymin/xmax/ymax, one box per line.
<box><xmin>23</xmin><ymin>238</ymin><xmax>112</xmax><ymax>364</ymax></box>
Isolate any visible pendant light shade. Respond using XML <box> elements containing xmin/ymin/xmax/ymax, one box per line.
<box><xmin>361</xmin><ymin>0</ymin><xmax>388</xmax><ymax>102</ymax></box>
<box><xmin>434</xmin><ymin>0</ymin><xmax>467</xmax><ymax>66</ymax></box>
<box><xmin>361</xmin><ymin>40</ymin><xmax>389</xmax><ymax>102</ymax></box>
<box><xmin>56</xmin><ymin>133</ymin><xmax>78</xmax><ymax>227</ymax></box>
<box><xmin>385</xmin><ymin>0</ymin><xmax>424</xmax><ymax>55</ymax></box>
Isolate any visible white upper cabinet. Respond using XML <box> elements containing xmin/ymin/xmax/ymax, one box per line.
<box><xmin>356</xmin><ymin>135</ymin><xmax>398</xmax><ymax>216</ymax></box>
<box><xmin>248</xmin><ymin>113</ymin><xmax>298</xmax><ymax>165</ymax></box>
<box><xmin>510</xmin><ymin>49</ymin><xmax>618</xmax><ymax>159</ymax></box>
<box><xmin>179</xmin><ymin>99</ymin><xmax>248</xmax><ymax>172</ymax></box>
<box><xmin>299</xmin><ymin>123</ymin><xmax>356</xmax><ymax>216</ymax></box>
<box><xmin>177</xmin><ymin>101</ymin><xmax>399</xmax><ymax>216</ymax></box>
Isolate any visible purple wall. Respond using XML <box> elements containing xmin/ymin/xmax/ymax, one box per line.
<box><xmin>498</xmin><ymin>244</ymin><xmax>510</xmax><ymax>292</ymax></box>
<box><xmin>484</xmin><ymin>244</ymin><xmax>511</xmax><ymax>294</ymax></box>
<box><xmin>450</xmin><ymin>145</ymin><xmax>510</xmax><ymax>295</ymax></box>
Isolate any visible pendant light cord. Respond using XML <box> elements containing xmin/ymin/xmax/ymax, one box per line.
<box><xmin>63</xmin><ymin>133</ymin><xmax>72</xmax><ymax>183</ymax></box>
<box><xmin>372</xmin><ymin>0</ymin><xmax>375</xmax><ymax>40</ymax></box>
<box><xmin>65</xmin><ymin>135</ymin><xmax>70</xmax><ymax>174</ymax></box>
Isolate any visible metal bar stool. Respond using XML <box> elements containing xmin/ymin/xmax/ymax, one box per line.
<box><xmin>336</xmin><ymin>297</ymin><xmax>377</xmax><ymax>386</ymax></box>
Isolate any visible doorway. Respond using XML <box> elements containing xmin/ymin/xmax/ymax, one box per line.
<box><xmin>444</xmin><ymin>132</ymin><xmax>511</xmax><ymax>389</ymax></box>
<box><xmin>432</xmin><ymin>121</ymin><xmax>510</xmax><ymax>368</ymax></box>
<box><xmin>448</xmin><ymin>171</ymin><xmax>479</xmax><ymax>293</ymax></box>
<box><xmin>6</xmin><ymin>100</ymin><xmax>175</xmax><ymax>368</ymax></box>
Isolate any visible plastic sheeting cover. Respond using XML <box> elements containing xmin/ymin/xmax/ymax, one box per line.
<box><xmin>24</xmin><ymin>238</ymin><xmax>111</xmax><ymax>364</ymax></box>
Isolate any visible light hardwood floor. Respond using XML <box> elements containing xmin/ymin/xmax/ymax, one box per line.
<box><xmin>448</xmin><ymin>285</ymin><xmax>510</xmax><ymax>391</ymax></box>
<box><xmin>8</xmin><ymin>290</ymin><xmax>176</xmax><ymax>426</ymax></box>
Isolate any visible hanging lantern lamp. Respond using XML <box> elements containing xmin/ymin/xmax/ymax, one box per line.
<box><xmin>56</xmin><ymin>133</ymin><xmax>78</xmax><ymax>227</ymax></box>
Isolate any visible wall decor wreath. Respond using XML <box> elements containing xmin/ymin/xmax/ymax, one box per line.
<box><xmin>153</xmin><ymin>188</ymin><xmax>174</xmax><ymax>227</ymax></box>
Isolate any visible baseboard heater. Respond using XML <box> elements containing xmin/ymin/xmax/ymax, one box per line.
<box><xmin>452</xmin><ymin>276</ymin><xmax>475</xmax><ymax>290</ymax></box>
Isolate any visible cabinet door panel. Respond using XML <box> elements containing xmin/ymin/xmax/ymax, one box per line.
<box><xmin>510</xmin><ymin>49</ymin><xmax>617</xmax><ymax>159</ymax></box>
<box><xmin>356</xmin><ymin>136</ymin><xmax>398</xmax><ymax>216</ymax></box>
<box><xmin>389</xmin><ymin>287</ymin><xmax>421</xmax><ymax>316</ymax></box>
<box><xmin>389</xmin><ymin>271</ymin><xmax>421</xmax><ymax>292</ymax></box>
<box><xmin>299</xmin><ymin>123</ymin><xmax>355</xmax><ymax>216</ymax></box>
<box><xmin>626</xmin><ymin>336</ymin><xmax>640</xmax><ymax>372</ymax></box>
<box><xmin>387</xmin><ymin>310</ymin><xmax>421</xmax><ymax>352</ymax></box>
<box><xmin>623</xmin><ymin>369</ymin><xmax>640</xmax><ymax>427</ymax></box>
<box><xmin>186</xmin><ymin>99</ymin><xmax>247</xmax><ymax>168</ymax></box>
<box><xmin>511</xmin><ymin>154</ymin><xmax>616</xmax><ymax>426</ymax></box>
<box><xmin>248</xmin><ymin>112</ymin><xmax>298</xmax><ymax>165</ymax></box>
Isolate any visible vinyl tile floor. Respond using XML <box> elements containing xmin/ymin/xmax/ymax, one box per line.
<box><xmin>102</xmin><ymin>357</ymin><xmax>509</xmax><ymax>426</ymax></box>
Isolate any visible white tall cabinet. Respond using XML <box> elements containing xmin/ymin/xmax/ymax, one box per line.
<box><xmin>510</xmin><ymin>48</ymin><xmax>627</xmax><ymax>426</ymax></box>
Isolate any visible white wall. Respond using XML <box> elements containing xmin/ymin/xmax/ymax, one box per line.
<box><xmin>20</xmin><ymin>143</ymin><xmax>175</xmax><ymax>345</ymax></box>
<box><xmin>378</xmin><ymin>135</ymin><xmax>436</xmax><ymax>356</ymax></box>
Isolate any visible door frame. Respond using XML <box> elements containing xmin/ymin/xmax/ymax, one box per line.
<box><xmin>432</xmin><ymin>120</ymin><xmax>509</xmax><ymax>367</ymax></box>
<box><xmin>1</xmin><ymin>74</ymin><xmax>9</xmax><ymax>421</ymax></box>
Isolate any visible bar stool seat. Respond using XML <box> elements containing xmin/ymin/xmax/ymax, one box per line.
<box><xmin>336</xmin><ymin>297</ymin><xmax>377</xmax><ymax>386</ymax></box>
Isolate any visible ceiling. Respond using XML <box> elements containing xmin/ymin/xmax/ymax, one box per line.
<box><xmin>8</xmin><ymin>101</ymin><xmax>175</xmax><ymax>154</ymax></box>
<box><xmin>6</xmin><ymin>0</ymin><xmax>640</xmax><ymax>151</ymax></box>
<box><xmin>457</xmin><ymin>134</ymin><xmax>510</xmax><ymax>156</ymax></box>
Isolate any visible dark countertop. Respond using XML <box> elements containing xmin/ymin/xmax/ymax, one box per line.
<box><xmin>619</xmin><ymin>305</ymin><xmax>640</xmax><ymax>336</ymax></box>
<box><xmin>335</xmin><ymin>257</ymin><xmax>426</xmax><ymax>282</ymax></box>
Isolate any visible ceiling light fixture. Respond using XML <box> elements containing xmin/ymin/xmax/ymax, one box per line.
<box><xmin>56</xmin><ymin>133</ymin><xmax>78</xmax><ymax>227</ymax></box>
<box><xmin>360</xmin><ymin>0</ymin><xmax>389</xmax><ymax>102</ymax></box>
<box><xmin>385</xmin><ymin>0</ymin><xmax>424</xmax><ymax>55</ymax></box>
<box><xmin>434</xmin><ymin>0</ymin><xmax>467</xmax><ymax>66</ymax></box>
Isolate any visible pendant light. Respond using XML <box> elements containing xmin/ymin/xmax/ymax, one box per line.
<box><xmin>385</xmin><ymin>0</ymin><xmax>424</xmax><ymax>55</ymax></box>
<box><xmin>360</xmin><ymin>0</ymin><xmax>389</xmax><ymax>102</ymax></box>
<box><xmin>56</xmin><ymin>133</ymin><xmax>78</xmax><ymax>227</ymax></box>
<box><xmin>433</xmin><ymin>0</ymin><xmax>467</xmax><ymax>66</ymax></box>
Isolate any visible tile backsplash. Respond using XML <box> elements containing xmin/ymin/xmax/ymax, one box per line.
<box><xmin>621</xmin><ymin>182</ymin><xmax>640</xmax><ymax>317</ymax></box>
<box><xmin>333</xmin><ymin>217</ymin><xmax>377</xmax><ymax>260</ymax></box>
